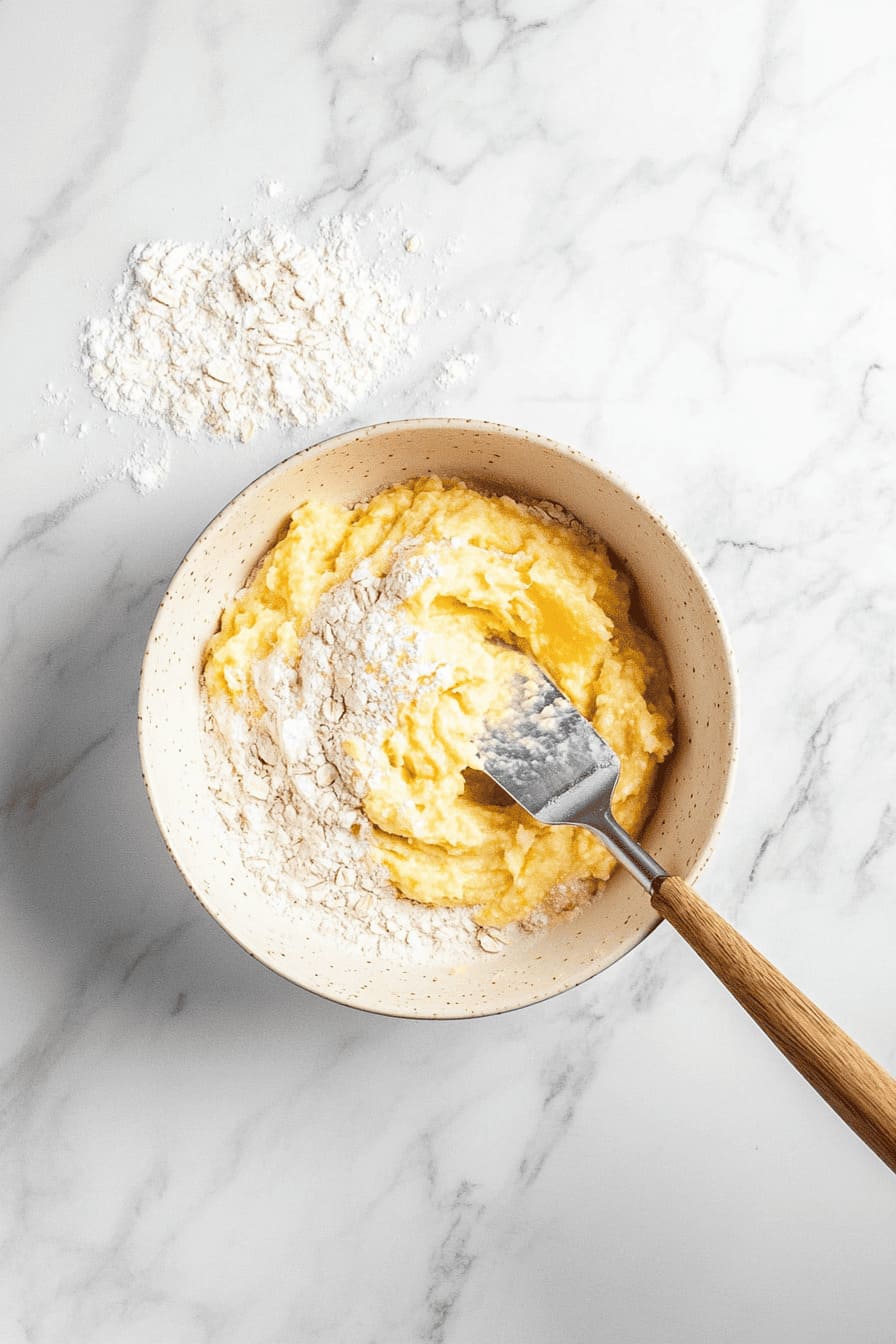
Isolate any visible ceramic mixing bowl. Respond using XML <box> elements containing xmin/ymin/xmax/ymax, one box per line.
<box><xmin>138</xmin><ymin>419</ymin><xmax>737</xmax><ymax>1017</ymax></box>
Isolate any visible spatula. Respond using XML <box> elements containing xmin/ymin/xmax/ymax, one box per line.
<box><xmin>477</xmin><ymin>657</ymin><xmax>896</xmax><ymax>1173</ymax></box>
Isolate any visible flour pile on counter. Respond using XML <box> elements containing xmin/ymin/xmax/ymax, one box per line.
<box><xmin>202</xmin><ymin>478</ymin><xmax>675</xmax><ymax>963</ymax></box>
<box><xmin>81</xmin><ymin>216</ymin><xmax>418</xmax><ymax>441</ymax></box>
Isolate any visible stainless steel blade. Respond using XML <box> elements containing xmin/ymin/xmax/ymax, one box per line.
<box><xmin>476</xmin><ymin>658</ymin><xmax>667</xmax><ymax>891</ymax></box>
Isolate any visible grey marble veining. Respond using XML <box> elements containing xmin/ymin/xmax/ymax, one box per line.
<box><xmin>2</xmin><ymin>0</ymin><xmax>896</xmax><ymax>1340</ymax></box>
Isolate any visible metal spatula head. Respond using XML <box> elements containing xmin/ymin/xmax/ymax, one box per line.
<box><xmin>476</xmin><ymin>657</ymin><xmax>666</xmax><ymax>890</ymax></box>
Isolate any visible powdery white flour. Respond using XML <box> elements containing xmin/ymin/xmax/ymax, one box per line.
<box><xmin>437</xmin><ymin>351</ymin><xmax>479</xmax><ymax>388</ymax></box>
<box><xmin>204</xmin><ymin>546</ymin><xmax>500</xmax><ymax>963</ymax></box>
<box><xmin>122</xmin><ymin>442</ymin><xmax>171</xmax><ymax>494</ymax></box>
<box><xmin>82</xmin><ymin>215</ymin><xmax>419</xmax><ymax>442</ymax></box>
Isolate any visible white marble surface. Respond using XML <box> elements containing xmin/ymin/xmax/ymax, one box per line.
<box><xmin>2</xmin><ymin>0</ymin><xmax>896</xmax><ymax>1338</ymax></box>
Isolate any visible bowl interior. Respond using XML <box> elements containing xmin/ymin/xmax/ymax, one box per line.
<box><xmin>139</xmin><ymin>420</ymin><xmax>736</xmax><ymax>1017</ymax></box>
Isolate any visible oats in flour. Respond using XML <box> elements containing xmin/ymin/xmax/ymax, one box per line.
<box><xmin>81</xmin><ymin>215</ymin><xmax>419</xmax><ymax>442</ymax></box>
<box><xmin>204</xmin><ymin>546</ymin><xmax>480</xmax><ymax>963</ymax></box>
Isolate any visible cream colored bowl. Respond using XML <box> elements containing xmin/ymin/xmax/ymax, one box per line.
<box><xmin>139</xmin><ymin>419</ymin><xmax>737</xmax><ymax>1017</ymax></box>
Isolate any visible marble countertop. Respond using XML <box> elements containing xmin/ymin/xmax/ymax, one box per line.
<box><xmin>3</xmin><ymin>0</ymin><xmax>896</xmax><ymax>1339</ymax></box>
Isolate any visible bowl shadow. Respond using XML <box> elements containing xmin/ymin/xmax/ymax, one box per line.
<box><xmin>0</xmin><ymin>554</ymin><xmax>384</xmax><ymax>1049</ymax></box>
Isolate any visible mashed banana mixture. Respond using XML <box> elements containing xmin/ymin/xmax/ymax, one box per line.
<box><xmin>204</xmin><ymin>477</ymin><xmax>674</xmax><ymax>930</ymax></box>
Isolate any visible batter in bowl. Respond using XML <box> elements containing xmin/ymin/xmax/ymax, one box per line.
<box><xmin>204</xmin><ymin>476</ymin><xmax>674</xmax><ymax>932</ymax></box>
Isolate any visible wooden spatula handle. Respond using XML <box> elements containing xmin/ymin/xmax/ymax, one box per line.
<box><xmin>652</xmin><ymin>875</ymin><xmax>896</xmax><ymax>1173</ymax></box>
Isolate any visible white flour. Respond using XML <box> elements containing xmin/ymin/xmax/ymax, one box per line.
<box><xmin>122</xmin><ymin>441</ymin><xmax>171</xmax><ymax>495</ymax></box>
<box><xmin>82</xmin><ymin>215</ymin><xmax>418</xmax><ymax>442</ymax></box>
<box><xmin>437</xmin><ymin>351</ymin><xmax>479</xmax><ymax>388</ymax></box>
<box><xmin>204</xmin><ymin>546</ymin><xmax>492</xmax><ymax>962</ymax></box>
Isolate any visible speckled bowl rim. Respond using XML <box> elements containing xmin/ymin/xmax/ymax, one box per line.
<box><xmin>138</xmin><ymin>417</ymin><xmax>739</xmax><ymax>1019</ymax></box>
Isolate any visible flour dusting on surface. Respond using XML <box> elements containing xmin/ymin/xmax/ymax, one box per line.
<box><xmin>122</xmin><ymin>442</ymin><xmax>171</xmax><ymax>495</ymax></box>
<box><xmin>436</xmin><ymin>351</ymin><xmax>479</xmax><ymax>388</ymax></box>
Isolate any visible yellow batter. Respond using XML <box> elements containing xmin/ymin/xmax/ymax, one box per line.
<box><xmin>204</xmin><ymin>477</ymin><xmax>674</xmax><ymax>927</ymax></box>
